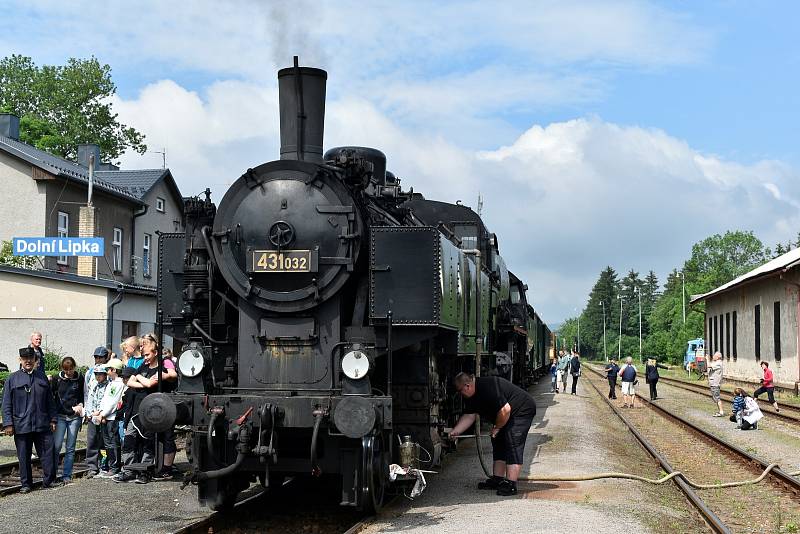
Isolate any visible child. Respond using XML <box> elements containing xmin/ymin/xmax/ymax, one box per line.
<box><xmin>729</xmin><ymin>387</ymin><xmax>746</xmax><ymax>427</ymax></box>
<box><xmin>83</xmin><ymin>366</ymin><xmax>110</xmax><ymax>478</ymax></box>
<box><xmin>550</xmin><ymin>359</ymin><xmax>559</xmax><ymax>393</ymax></box>
<box><xmin>97</xmin><ymin>359</ymin><xmax>125</xmax><ymax>477</ymax></box>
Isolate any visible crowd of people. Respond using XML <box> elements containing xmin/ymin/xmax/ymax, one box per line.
<box><xmin>549</xmin><ymin>350</ymin><xmax>581</xmax><ymax>395</ymax></box>
<box><xmin>550</xmin><ymin>347</ymin><xmax>782</xmax><ymax>431</ymax></box>
<box><xmin>1</xmin><ymin>331</ymin><xmax>180</xmax><ymax>492</ymax></box>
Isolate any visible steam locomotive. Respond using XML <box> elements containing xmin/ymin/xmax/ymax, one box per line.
<box><xmin>141</xmin><ymin>59</ymin><xmax>551</xmax><ymax>512</ymax></box>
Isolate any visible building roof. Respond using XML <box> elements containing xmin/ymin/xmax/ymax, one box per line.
<box><xmin>690</xmin><ymin>247</ymin><xmax>800</xmax><ymax>304</ymax></box>
<box><xmin>0</xmin><ymin>264</ymin><xmax>156</xmax><ymax>296</ymax></box>
<box><xmin>0</xmin><ymin>134</ymin><xmax>143</xmax><ymax>204</ymax></box>
<box><xmin>96</xmin><ymin>168</ymin><xmax>183</xmax><ymax>205</ymax></box>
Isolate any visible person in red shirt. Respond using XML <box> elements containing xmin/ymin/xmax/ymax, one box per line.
<box><xmin>753</xmin><ymin>361</ymin><xmax>780</xmax><ymax>412</ymax></box>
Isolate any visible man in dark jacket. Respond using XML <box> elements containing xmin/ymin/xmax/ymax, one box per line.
<box><xmin>2</xmin><ymin>347</ymin><xmax>58</xmax><ymax>491</ymax></box>
<box><xmin>645</xmin><ymin>357</ymin><xmax>668</xmax><ymax>400</ymax></box>
<box><xmin>569</xmin><ymin>352</ymin><xmax>581</xmax><ymax>395</ymax></box>
<box><xmin>450</xmin><ymin>373</ymin><xmax>537</xmax><ymax>496</ymax></box>
<box><xmin>604</xmin><ymin>359</ymin><xmax>620</xmax><ymax>399</ymax></box>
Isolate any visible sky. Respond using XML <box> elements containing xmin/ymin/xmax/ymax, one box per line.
<box><xmin>2</xmin><ymin>0</ymin><xmax>799</xmax><ymax>325</ymax></box>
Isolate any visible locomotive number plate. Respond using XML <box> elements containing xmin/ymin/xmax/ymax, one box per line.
<box><xmin>252</xmin><ymin>250</ymin><xmax>312</xmax><ymax>273</ymax></box>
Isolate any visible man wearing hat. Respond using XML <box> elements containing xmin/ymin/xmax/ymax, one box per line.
<box><xmin>1</xmin><ymin>347</ymin><xmax>58</xmax><ymax>492</ymax></box>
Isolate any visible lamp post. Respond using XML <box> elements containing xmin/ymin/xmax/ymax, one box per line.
<box><xmin>600</xmin><ymin>301</ymin><xmax>607</xmax><ymax>362</ymax></box>
<box><xmin>617</xmin><ymin>294</ymin><xmax>624</xmax><ymax>360</ymax></box>
<box><xmin>677</xmin><ymin>271</ymin><xmax>686</xmax><ymax>324</ymax></box>
<box><xmin>634</xmin><ymin>287</ymin><xmax>642</xmax><ymax>363</ymax></box>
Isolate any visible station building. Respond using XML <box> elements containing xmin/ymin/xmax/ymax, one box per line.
<box><xmin>0</xmin><ymin>113</ymin><xmax>184</xmax><ymax>367</ymax></box>
<box><xmin>691</xmin><ymin>248</ymin><xmax>800</xmax><ymax>389</ymax></box>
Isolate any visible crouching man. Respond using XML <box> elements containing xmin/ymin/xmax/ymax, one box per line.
<box><xmin>450</xmin><ymin>372</ymin><xmax>537</xmax><ymax>496</ymax></box>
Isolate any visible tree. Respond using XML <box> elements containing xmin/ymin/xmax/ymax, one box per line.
<box><xmin>0</xmin><ymin>54</ymin><xmax>146</xmax><ymax>162</ymax></box>
<box><xmin>683</xmin><ymin>230</ymin><xmax>769</xmax><ymax>292</ymax></box>
<box><xmin>0</xmin><ymin>240</ymin><xmax>38</xmax><ymax>268</ymax></box>
<box><xmin>579</xmin><ymin>266</ymin><xmax>618</xmax><ymax>359</ymax></box>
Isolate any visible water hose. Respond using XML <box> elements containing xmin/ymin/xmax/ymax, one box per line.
<box><xmin>516</xmin><ymin>464</ymin><xmax>800</xmax><ymax>489</ymax></box>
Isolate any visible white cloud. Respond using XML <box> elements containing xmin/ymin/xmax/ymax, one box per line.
<box><xmin>2</xmin><ymin>1</ymin><xmax>712</xmax><ymax>121</ymax></box>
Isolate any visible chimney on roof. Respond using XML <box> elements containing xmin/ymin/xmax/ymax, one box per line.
<box><xmin>0</xmin><ymin>113</ymin><xmax>20</xmax><ymax>140</ymax></box>
<box><xmin>77</xmin><ymin>144</ymin><xmax>101</xmax><ymax>168</ymax></box>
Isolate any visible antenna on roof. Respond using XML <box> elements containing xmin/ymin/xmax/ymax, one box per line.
<box><xmin>149</xmin><ymin>147</ymin><xmax>166</xmax><ymax>169</ymax></box>
<box><xmin>477</xmin><ymin>191</ymin><xmax>483</xmax><ymax>217</ymax></box>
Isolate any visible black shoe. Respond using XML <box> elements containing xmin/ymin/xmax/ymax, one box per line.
<box><xmin>135</xmin><ymin>474</ymin><xmax>150</xmax><ymax>484</ymax></box>
<box><xmin>43</xmin><ymin>481</ymin><xmax>64</xmax><ymax>489</ymax></box>
<box><xmin>151</xmin><ymin>469</ymin><xmax>173</xmax><ymax>481</ymax></box>
<box><xmin>496</xmin><ymin>480</ymin><xmax>517</xmax><ymax>496</ymax></box>
<box><xmin>477</xmin><ymin>476</ymin><xmax>503</xmax><ymax>490</ymax></box>
<box><xmin>19</xmin><ymin>486</ymin><xmax>32</xmax><ymax>494</ymax></box>
<box><xmin>113</xmin><ymin>472</ymin><xmax>137</xmax><ymax>483</ymax></box>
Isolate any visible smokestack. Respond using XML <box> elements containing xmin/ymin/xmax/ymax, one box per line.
<box><xmin>278</xmin><ymin>56</ymin><xmax>327</xmax><ymax>163</ymax></box>
<box><xmin>0</xmin><ymin>113</ymin><xmax>20</xmax><ymax>140</ymax></box>
<box><xmin>77</xmin><ymin>144</ymin><xmax>101</xmax><ymax>168</ymax></box>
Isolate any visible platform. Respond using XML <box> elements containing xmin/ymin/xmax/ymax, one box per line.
<box><xmin>362</xmin><ymin>377</ymin><xmax>705</xmax><ymax>534</ymax></box>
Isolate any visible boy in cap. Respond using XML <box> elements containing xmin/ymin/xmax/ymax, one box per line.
<box><xmin>97</xmin><ymin>359</ymin><xmax>125</xmax><ymax>477</ymax></box>
<box><xmin>2</xmin><ymin>347</ymin><xmax>58</xmax><ymax>491</ymax></box>
<box><xmin>84</xmin><ymin>364</ymin><xmax>110</xmax><ymax>478</ymax></box>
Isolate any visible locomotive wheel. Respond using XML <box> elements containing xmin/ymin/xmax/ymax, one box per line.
<box><xmin>360</xmin><ymin>432</ymin><xmax>388</xmax><ymax>513</ymax></box>
<box><xmin>210</xmin><ymin>475</ymin><xmax>248</xmax><ymax>512</ymax></box>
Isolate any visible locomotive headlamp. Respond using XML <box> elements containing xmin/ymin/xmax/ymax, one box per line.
<box><xmin>341</xmin><ymin>350</ymin><xmax>370</xmax><ymax>380</ymax></box>
<box><xmin>178</xmin><ymin>349</ymin><xmax>205</xmax><ymax>378</ymax></box>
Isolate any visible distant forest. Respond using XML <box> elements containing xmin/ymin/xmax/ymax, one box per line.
<box><xmin>558</xmin><ymin>231</ymin><xmax>800</xmax><ymax>364</ymax></box>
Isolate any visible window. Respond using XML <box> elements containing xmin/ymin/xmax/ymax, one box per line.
<box><xmin>156</xmin><ymin>197</ymin><xmax>165</xmax><ymax>212</ymax></box>
<box><xmin>57</xmin><ymin>211</ymin><xmax>69</xmax><ymax>265</ymax></box>
<box><xmin>708</xmin><ymin>317</ymin><xmax>713</xmax><ymax>354</ymax></box>
<box><xmin>719</xmin><ymin>314</ymin><xmax>725</xmax><ymax>358</ymax></box>
<box><xmin>754</xmin><ymin>304</ymin><xmax>761</xmax><ymax>360</ymax></box>
<box><xmin>113</xmin><ymin>227</ymin><xmax>123</xmax><ymax>272</ymax></box>
<box><xmin>713</xmin><ymin>315</ymin><xmax>718</xmax><ymax>355</ymax></box>
<box><xmin>121</xmin><ymin>321</ymin><xmax>138</xmax><ymax>340</ymax></box>
<box><xmin>725</xmin><ymin>313</ymin><xmax>731</xmax><ymax>360</ymax></box>
<box><xmin>143</xmin><ymin>233</ymin><xmax>152</xmax><ymax>277</ymax></box>
<box><xmin>510</xmin><ymin>285</ymin><xmax>521</xmax><ymax>304</ymax></box>
<box><xmin>774</xmin><ymin>301</ymin><xmax>781</xmax><ymax>361</ymax></box>
<box><xmin>732</xmin><ymin>311</ymin><xmax>737</xmax><ymax>361</ymax></box>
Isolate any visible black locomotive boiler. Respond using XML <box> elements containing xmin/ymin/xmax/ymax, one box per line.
<box><xmin>142</xmin><ymin>59</ymin><xmax>550</xmax><ymax>512</ymax></box>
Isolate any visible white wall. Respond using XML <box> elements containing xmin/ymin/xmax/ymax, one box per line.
<box><xmin>0</xmin><ymin>270</ymin><xmax>108</xmax><ymax>368</ymax></box>
<box><xmin>0</xmin><ymin>151</ymin><xmax>46</xmax><ymax>242</ymax></box>
<box><xmin>706</xmin><ymin>271</ymin><xmax>800</xmax><ymax>385</ymax></box>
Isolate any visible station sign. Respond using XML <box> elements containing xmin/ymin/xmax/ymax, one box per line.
<box><xmin>12</xmin><ymin>237</ymin><xmax>105</xmax><ymax>257</ymax></box>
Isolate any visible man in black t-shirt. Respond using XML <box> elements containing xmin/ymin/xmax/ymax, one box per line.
<box><xmin>450</xmin><ymin>373</ymin><xmax>536</xmax><ymax>496</ymax></box>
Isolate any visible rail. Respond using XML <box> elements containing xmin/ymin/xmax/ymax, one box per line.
<box><xmin>585</xmin><ymin>365</ymin><xmax>800</xmax><ymax>492</ymax></box>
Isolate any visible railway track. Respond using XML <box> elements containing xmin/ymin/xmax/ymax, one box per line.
<box><xmin>584</xmin><ymin>365</ymin><xmax>800</xmax><ymax>532</ymax></box>
<box><xmin>0</xmin><ymin>447</ymin><xmax>88</xmax><ymax>496</ymax></box>
<box><xmin>582</xmin><ymin>375</ymin><xmax>729</xmax><ymax>533</ymax></box>
<box><xmin>172</xmin><ymin>477</ymin><xmax>382</xmax><ymax>533</ymax></box>
<box><xmin>656</xmin><ymin>375</ymin><xmax>800</xmax><ymax>425</ymax></box>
